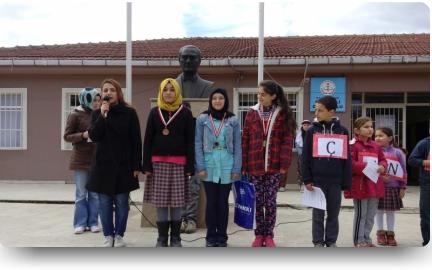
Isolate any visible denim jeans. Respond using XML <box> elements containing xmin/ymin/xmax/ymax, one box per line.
<box><xmin>420</xmin><ymin>183</ymin><xmax>430</xmax><ymax>246</ymax></box>
<box><xmin>73</xmin><ymin>170</ymin><xmax>99</xmax><ymax>228</ymax></box>
<box><xmin>98</xmin><ymin>192</ymin><xmax>129</xmax><ymax>237</ymax></box>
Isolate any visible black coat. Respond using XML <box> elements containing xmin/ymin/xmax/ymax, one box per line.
<box><xmin>301</xmin><ymin>118</ymin><xmax>352</xmax><ymax>190</ymax></box>
<box><xmin>143</xmin><ymin>106</ymin><xmax>195</xmax><ymax>174</ymax></box>
<box><xmin>87</xmin><ymin>103</ymin><xmax>142</xmax><ymax>196</ymax></box>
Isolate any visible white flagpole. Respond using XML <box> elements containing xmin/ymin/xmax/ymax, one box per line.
<box><xmin>126</xmin><ymin>2</ymin><xmax>132</xmax><ymax>103</ymax></box>
<box><xmin>258</xmin><ymin>2</ymin><xmax>264</xmax><ymax>85</ymax></box>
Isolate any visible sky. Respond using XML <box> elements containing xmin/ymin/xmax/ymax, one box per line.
<box><xmin>0</xmin><ymin>0</ymin><xmax>430</xmax><ymax>48</ymax></box>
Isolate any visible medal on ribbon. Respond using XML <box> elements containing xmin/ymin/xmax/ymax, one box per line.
<box><xmin>259</xmin><ymin>105</ymin><xmax>273</xmax><ymax>149</ymax></box>
<box><xmin>210</xmin><ymin>113</ymin><xmax>226</xmax><ymax>148</ymax></box>
<box><xmin>158</xmin><ymin>105</ymin><xmax>183</xmax><ymax>136</ymax></box>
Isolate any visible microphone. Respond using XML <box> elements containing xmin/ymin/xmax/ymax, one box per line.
<box><xmin>102</xmin><ymin>96</ymin><xmax>111</xmax><ymax>117</ymax></box>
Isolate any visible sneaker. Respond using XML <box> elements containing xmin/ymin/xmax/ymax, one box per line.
<box><xmin>114</xmin><ymin>235</ymin><xmax>126</xmax><ymax>247</ymax></box>
<box><xmin>264</xmin><ymin>236</ymin><xmax>276</xmax><ymax>248</ymax></box>
<box><xmin>252</xmin><ymin>235</ymin><xmax>265</xmax><ymax>247</ymax></box>
<box><xmin>85</xmin><ymin>227</ymin><xmax>90</xmax><ymax>231</ymax></box>
<box><xmin>366</xmin><ymin>243</ymin><xmax>376</xmax><ymax>247</ymax></box>
<box><xmin>314</xmin><ymin>243</ymin><xmax>325</xmax><ymax>247</ymax></box>
<box><xmin>206</xmin><ymin>240</ymin><xmax>218</xmax><ymax>247</ymax></box>
<box><xmin>217</xmin><ymin>241</ymin><xmax>228</xmax><ymax>247</ymax></box>
<box><xmin>185</xmin><ymin>220</ymin><xmax>197</xmax><ymax>234</ymax></box>
<box><xmin>326</xmin><ymin>243</ymin><xmax>338</xmax><ymax>247</ymax></box>
<box><xmin>74</xmin><ymin>226</ymin><xmax>85</xmax><ymax>234</ymax></box>
<box><xmin>180</xmin><ymin>220</ymin><xmax>188</xmax><ymax>233</ymax></box>
<box><xmin>103</xmin><ymin>236</ymin><xmax>114</xmax><ymax>247</ymax></box>
<box><xmin>300</xmin><ymin>184</ymin><xmax>305</xmax><ymax>193</ymax></box>
<box><xmin>278</xmin><ymin>186</ymin><xmax>286</xmax><ymax>192</ymax></box>
<box><xmin>90</xmin><ymin>225</ymin><xmax>101</xmax><ymax>233</ymax></box>
<box><xmin>354</xmin><ymin>243</ymin><xmax>369</xmax><ymax>248</ymax></box>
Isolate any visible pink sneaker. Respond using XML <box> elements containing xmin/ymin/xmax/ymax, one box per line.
<box><xmin>264</xmin><ymin>236</ymin><xmax>276</xmax><ymax>247</ymax></box>
<box><xmin>252</xmin><ymin>235</ymin><xmax>265</xmax><ymax>247</ymax></box>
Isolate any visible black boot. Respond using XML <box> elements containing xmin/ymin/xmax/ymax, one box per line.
<box><xmin>156</xmin><ymin>221</ymin><xmax>169</xmax><ymax>247</ymax></box>
<box><xmin>170</xmin><ymin>220</ymin><xmax>182</xmax><ymax>247</ymax></box>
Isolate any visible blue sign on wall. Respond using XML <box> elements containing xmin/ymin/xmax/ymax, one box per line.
<box><xmin>310</xmin><ymin>77</ymin><xmax>346</xmax><ymax>112</ymax></box>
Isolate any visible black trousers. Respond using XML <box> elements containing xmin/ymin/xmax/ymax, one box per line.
<box><xmin>312</xmin><ymin>183</ymin><xmax>342</xmax><ymax>246</ymax></box>
<box><xmin>420</xmin><ymin>183</ymin><xmax>430</xmax><ymax>246</ymax></box>
<box><xmin>203</xmin><ymin>181</ymin><xmax>232</xmax><ymax>243</ymax></box>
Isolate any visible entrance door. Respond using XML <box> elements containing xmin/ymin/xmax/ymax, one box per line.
<box><xmin>364</xmin><ymin>105</ymin><xmax>405</xmax><ymax>148</ymax></box>
<box><xmin>406</xmin><ymin>106</ymin><xmax>430</xmax><ymax>185</ymax></box>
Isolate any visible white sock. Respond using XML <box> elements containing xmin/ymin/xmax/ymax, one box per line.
<box><xmin>386</xmin><ymin>211</ymin><xmax>395</xmax><ymax>231</ymax></box>
<box><xmin>375</xmin><ymin>210</ymin><xmax>384</xmax><ymax>230</ymax></box>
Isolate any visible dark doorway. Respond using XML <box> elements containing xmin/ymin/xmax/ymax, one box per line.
<box><xmin>406</xmin><ymin>106</ymin><xmax>430</xmax><ymax>185</ymax></box>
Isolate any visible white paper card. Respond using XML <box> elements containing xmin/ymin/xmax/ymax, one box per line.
<box><xmin>302</xmin><ymin>187</ymin><xmax>327</xmax><ymax>210</ymax></box>
<box><xmin>386</xmin><ymin>159</ymin><xmax>404</xmax><ymax>178</ymax></box>
<box><xmin>362</xmin><ymin>162</ymin><xmax>380</xmax><ymax>183</ymax></box>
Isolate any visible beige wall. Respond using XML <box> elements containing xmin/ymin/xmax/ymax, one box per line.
<box><xmin>0</xmin><ymin>65</ymin><xmax>429</xmax><ymax>184</ymax></box>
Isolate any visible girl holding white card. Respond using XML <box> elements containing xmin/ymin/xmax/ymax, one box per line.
<box><xmin>346</xmin><ymin>117</ymin><xmax>387</xmax><ymax>248</ymax></box>
<box><xmin>374</xmin><ymin>127</ymin><xmax>407</xmax><ymax>246</ymax></box>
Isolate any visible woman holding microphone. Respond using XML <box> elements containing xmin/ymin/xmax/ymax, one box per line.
<box><xmin>87</xmin><ymin>78</ymin><xmax>142</xmax><ymax>247</ymax></box>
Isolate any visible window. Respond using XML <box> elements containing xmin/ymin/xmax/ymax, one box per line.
<box><xmin>61</xmin><ymin>88</ymin><xmax>82</xmax><ymax>150</ymax></box>
<box><xmin>61</xmin><ymin>87</ymin><xmax>127</xmax><ymax>150</ymax></box>
<box><xmin>0</xmin><ymin>88</ymin><xmax>27</xmax><ymax>150</ymax></box>
<box><xmin>351</xmin><ymin>92</ymin><xmax>363</xmax><ymax>138</ymax></box>
<box><xmin>234</xmin><ymin>87</ymin><xmax>302</xmax><ymax>131</ymax></box>
<box><xmin>351</xmin><ymin>93</ymin><xmax>410</xmax><ymax>148</ymax></box>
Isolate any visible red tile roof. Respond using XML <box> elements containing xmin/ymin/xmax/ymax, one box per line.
<box><xmin>0</xmin><ymin>34</ymin><xmax>429</xmax><ymax>60</ymax></box>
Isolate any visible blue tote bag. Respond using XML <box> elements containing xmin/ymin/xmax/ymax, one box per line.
<box><xmin>233</xmin><ymin>175</ymin><xmax>256</xmax><ymax>229</ymax></box>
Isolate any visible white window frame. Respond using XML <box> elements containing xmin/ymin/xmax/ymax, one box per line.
<box><xmin>61</xmin><ymin>88</ymin><xmax>82</xmax><ymax>150</ymax></box>
<box><xmin>61</xmin><ymin>87</ymin><xmax>127</xmax><ymax>150</ymax></box>
<box><xmin>0</xmin><ymin>88</ymin><xmax>27</xmax><ymax>150</ymax></box>
<box><xmin>233</xmin><ymin>87</ymin><xmax>304</xmax><ymax>128</ymax></box>
<box><xmin>233</xmin><ymin>87</ymin><xmax>303</xmax><ymax>152</ymax></box>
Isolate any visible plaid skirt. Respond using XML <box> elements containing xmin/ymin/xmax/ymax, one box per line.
<box><xmin>143</xmin><ymin>162</ymin><xmax>190</xmax><ymax>208</ymax></box>
<box><xmin>378</xmin><ymin>187</ymin><xmax>404</xmax><ymax>211</ymax></box>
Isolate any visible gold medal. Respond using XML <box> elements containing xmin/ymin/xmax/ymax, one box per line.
<box><xmin>162</xmin><ymin>128</ymin><xmax>170</xmax><ymax>136</ymax></box>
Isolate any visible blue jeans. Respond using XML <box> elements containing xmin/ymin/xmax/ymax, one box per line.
<box><xmin>420</xmin><ymin>183</ymin><xmax>430</xmax><ymax>246</ymax></box>
<box><xmin>98</xmin><ymin>192</ymin><xmax>129</xmax><ymax>237</ymax></box>
<box><xmin>73</xmin><ymin>170</ymin><xmax>99</xmax><ymax>228</ymax></box>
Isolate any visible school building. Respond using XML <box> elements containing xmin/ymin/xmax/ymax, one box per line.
<box><xmin>0</xmin><ymin>34</ymin><xmax>429</xmax><ymax>185</ymax></box>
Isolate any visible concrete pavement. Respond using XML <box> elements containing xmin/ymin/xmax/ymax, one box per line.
<box><xmin>0</xmin><ymin>181</ymin><xmax>423</xmax><ymax>247</ymax></box>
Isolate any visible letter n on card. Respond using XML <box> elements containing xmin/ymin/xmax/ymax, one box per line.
<box><xmin>312</xmin><ymin>133</ymin><xmax>348</xmax><ymax>159</ymax></box>
<box><xmin>386</xmin><ymin>156</ymin><xmax>406</xmax><ymax>181</ymax></box>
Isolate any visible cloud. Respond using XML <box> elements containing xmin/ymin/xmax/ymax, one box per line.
<box><xmin>180</xmin><ymin>1</ymin><xmax>429</xmax><ymax>37</ymax></box>
<box><xmin>0</xmin><ymin>0</ymin><xmax>429</xmax><ymax>47</ymax></box>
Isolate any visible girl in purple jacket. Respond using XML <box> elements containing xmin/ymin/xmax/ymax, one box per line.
<box><xmin>374</xmin><ymin>127</ymin><xmax>407</xmax><ymax>246</ymax></box>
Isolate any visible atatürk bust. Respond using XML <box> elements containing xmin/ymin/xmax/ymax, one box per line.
<box><xmin>176</xmin><ymin>45</ymin><xmax>214</xmax><ymax>98</ymax></box>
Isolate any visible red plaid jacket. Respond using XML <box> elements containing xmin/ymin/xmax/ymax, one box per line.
<box><xmin>241</xmin><ymin>104</ymin><xmax>293</xmax><ymax>176</ymax></box>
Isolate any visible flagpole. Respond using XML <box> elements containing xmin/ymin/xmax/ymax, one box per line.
<box><xmin>258</xmin><ymin>2</ymin><xmax>264</xmax><ymax>85</ymax></box>
<box><xmin>126</xmin><ymin>2</ymin><xmax>132</xmax><ymax>103</ymax></box>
